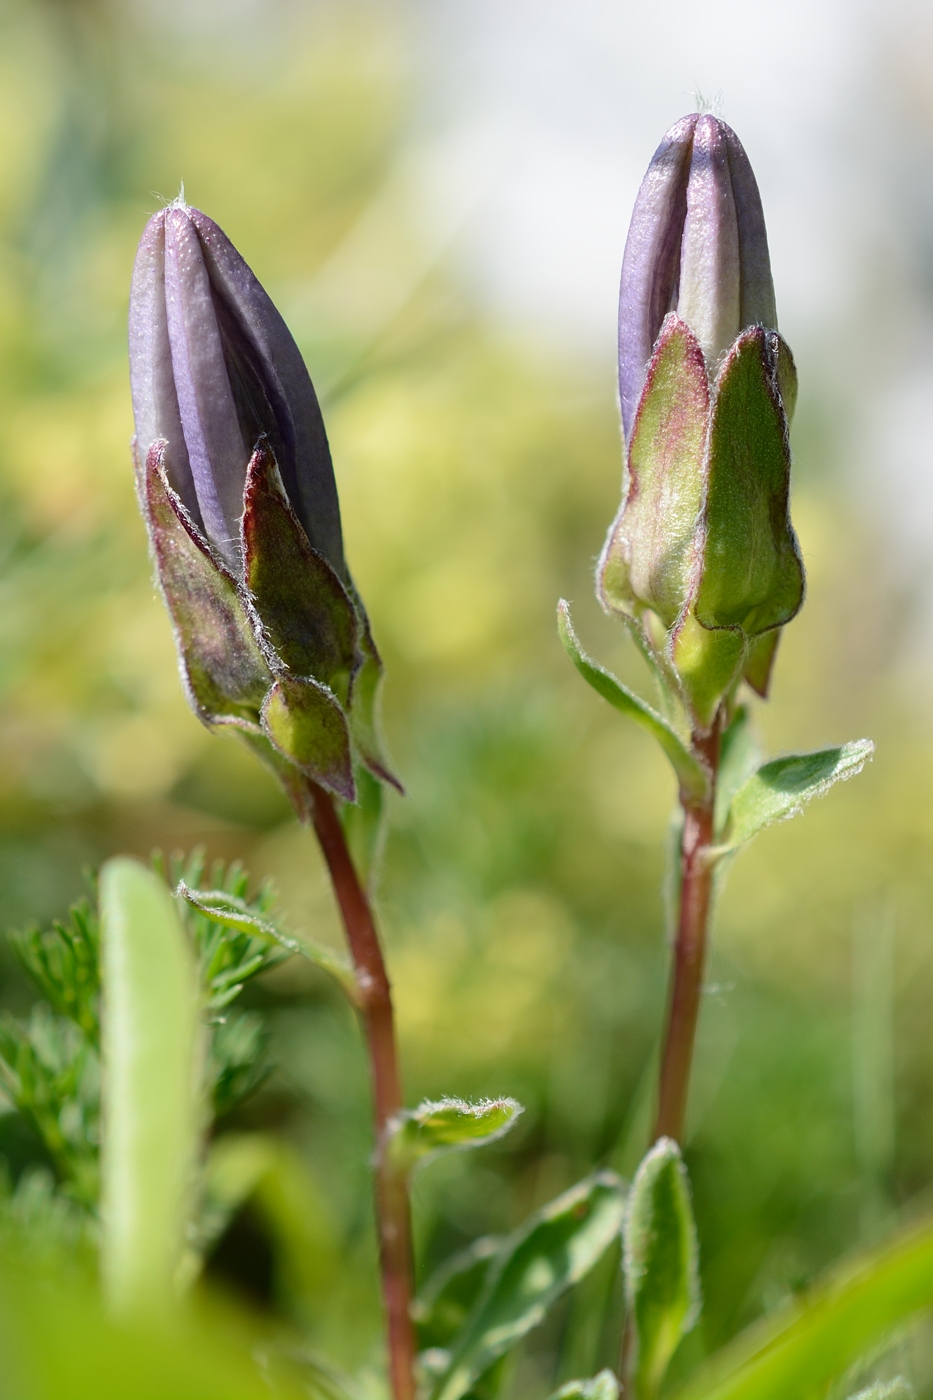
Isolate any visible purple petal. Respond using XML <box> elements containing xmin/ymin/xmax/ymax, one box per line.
<box><xmin>617</xmin><ymin>113</ymin><xmax>699</xmax><ymax>445</ymax></box>
<box><xmin>721</xmin><ymin>122</ymin><xmax>777</xmax><ymax>331</ymax></box>
<box><xmin>676</xmin><ymin>115</ymin><xmax>741</xmax><ymax>373</ymax></box>
<box><xmin>187</xmin><ymin>209</ymin><xmax>346</xmax><ymax>580</ymax></box>
<box><xmin>128</xmin><ymin>212</ymin><xmax>201</xmax><ymax>526</ymax></box>
<box><xmin>163</xmin><ymin>208</ymin><xmax>249</xmax><ymax>567</ymax></box>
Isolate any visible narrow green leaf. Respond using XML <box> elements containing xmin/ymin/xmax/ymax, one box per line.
<box><xmin>415</xmin><ymin>1236</ymin><xmax>503</xmax><ymax>1352</ymax></box>
<box><xmin>723</xmin><ymin>740</ymin><xmax>874</xmax><ymax>849</ymax></box>
<box><xmin>558</xmin><ymin>602</ymin><xmax>708</xmax><ymax>804</ymax></box>
<box><xmin>99</xmin><ymin>858</ymin><xmax>202</xmax><ymax>1317</ymax></box>
<box><xmin>389</xmin><ymin>1097</ymin><xmax>522</xmax><ymax>1173</ymax></box>
<box><xmin>551</xmin><ymin>1371</ymin><xmax>620</xmax><ymax>1400</ymax></box>
<box><xmin>714</xmin><ymin>705</ymin><xmax>761</xmax><ymax>839</ymax></box>
<box><xmin>624</xmin><ymin>1138</ymin><xmax>700</xmax><ymax>1400</ymax></box>
<box><xmin>432</xmin><ymin>1171</ymin><xmax>627</xmax><ymax>1400</ymax></box>
<box><xmin>669</xmin><ymin>1213</ymin><xmax>933</xmax><ymax>1400</ymax></box>
<box><xmin>177</xmin><ymin>884</ymin><xmax>359</xmax><ymax>1004</ymax></box>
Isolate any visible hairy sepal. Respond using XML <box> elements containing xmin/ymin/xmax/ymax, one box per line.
<box><xmin>142</xmin><ymin>445</ymin><xmax>270</xmax><ymax>728</ymax></box>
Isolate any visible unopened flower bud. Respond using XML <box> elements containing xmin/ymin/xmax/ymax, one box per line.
<box><xmin>130</xmin><ymin>203</ymin><xmax>344</xmax><ymax>576</ymax></box>
<box><xmin>129</xmin><ymin>202</ymin><xmax>397</xmax><ymax>804</ymax></box>
<box><xmin>617</xmin><ymin>113</ymin><xmax>776</xmax><ymax>444</ymax></box>
<box><xmin>600</xmin><ymin>117</ymin><xmax>803</xmax><ymax>730</ymax></box>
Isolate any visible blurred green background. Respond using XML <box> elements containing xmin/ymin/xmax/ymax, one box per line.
<box><xmin>0</xmin><ymin>0</ymin><xmax>932</xmax><ymax>1392</ymax></box>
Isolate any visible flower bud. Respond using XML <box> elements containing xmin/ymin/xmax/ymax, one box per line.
<box><xmin>617</xmin><ymin>113</ymin><xmax>776</xmax><ymax>444</ymax></box>
<box><xmin>600</xmin><ymin>117</ymin><xmax>802</xmax><ymax>731</ymax></box>
<box><xmin>129</xmin><ymin>203</ymin><xmax>344</xmax><ymax>577</ymax></box>
<box><xmin>129</xmin><ymin>202</ymin><xmax>398</xmax><ymax>804</ymax></box>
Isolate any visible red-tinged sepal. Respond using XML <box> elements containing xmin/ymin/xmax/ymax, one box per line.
<box><xmin>142</xmin><ymin>443</ymin><xmax>271</xmax><ymax>727</ymax></box>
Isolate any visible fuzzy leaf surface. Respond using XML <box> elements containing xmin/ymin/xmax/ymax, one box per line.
<box><xmin>390</xmin><ymin>1098</ymin><xmax>522</xmax><ymax>1173</ymax></box>
<box><xmin>723</xmin><ymin>740</ymin><xmax>874</xmax><ymax>849</ymax></box>
<box><xmin>431</xmin><ymin>1171</ymin><xmax>627</xmax><ymax>1400</ymax></box>
<box><xmin>558</xmin><ymin>602</ymin><xmax>708</xmax><ymax>803</ymax></box>
<box><xmin>625</xmin><ymin>1138</ymin><xmax>700</xmax><ymax>1400</ymax></box>
<box><xmin>551</xmin><ymin>1372</ymin><xmax>620</xmax><ymax>1400</ymax></box>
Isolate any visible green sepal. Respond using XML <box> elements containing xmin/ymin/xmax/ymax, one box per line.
<box><xmin>598</xmin><ymin>316</ymin><xmax>710</xmax><ymax>626</ymax></box>
<box><xmin>261</xmin><ymin>675</ymin><xmax>355</xmax><ymax>802</ymax></box>
<box><xmin>175</xmin><ymin>884</ymin><xmax>359</xmax><ymax>1004</ymax></box>
<box><xmin>624</xmin><ymin>1138</ymin><xmax>700</xmax><ymax>1400</ymax></box>
<box><xmin>669</xmin><ymin>610</ymin><xmax>745</xmax><ymax>735</ymax></box>
<box><xmin>431</xmin><ymin>1171</ymin><xmax>627</xmax><ymax>1400</ymax></box>
<box><xmin>551</xmin><ymin>1372</ymin><xmax>620</xmax><ymax>1400</ymax></box>
<box><xmin>241</xmin><ymin>447</ymin><xmax>360</xmax><ymax>705</ymax></box>
<box><xmin>142</xmin><ymin>448</ymin><xmax>271</xmax><ymax>726</ymax></box>
<box><xmin>694</xmin><ymin>329</ymin><xmax>804</xmax><ymax>637</ymax></box>
<box><xmin>558</xmin><ymin>602</ymin><xmax>709</xmax><ymax>804</ymax></box>
<box><xmin>719</xmin><ymin>740</ymin><xmax>874</xmax><ymax>852</ymax></box>
<box><xmin>741</xmin><ymin>628</ymin><xmax>781</xmax><ymax>698</ymax></box>
<box><xmin>388</xmin><ymin>1097</ymin><xmax>522</xmax><ymax>1175</ymax></box>
<box><xmin>346</xmin><ymin>589</ymin><xmax>403</xmax><ymax>792</ymax></box>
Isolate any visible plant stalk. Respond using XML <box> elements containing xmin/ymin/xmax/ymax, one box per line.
<box><xmin>309</xmin><ymin>781</ymin><xmax>416</xmax><ymax>1400</ymax></box>
<box><xmin>652</xmin><ymin>726</ymin><xmax>721</xmax><ymax>1144</ymax></box>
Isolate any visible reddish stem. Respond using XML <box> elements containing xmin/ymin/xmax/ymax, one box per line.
<box><xmin>652</xmin><ymin>726</ymin><xmax>721</xmax><ymax>1145</ymax></box>
<box><xmin>309</xmin><ymin>782</ymin><xmax>416</xmax><ymax>1400</ymax></box>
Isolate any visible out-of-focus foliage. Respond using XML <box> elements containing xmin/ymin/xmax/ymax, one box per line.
<box><xmin>0</xmin><ymin>0</ymin><xmax>931</xmax><ymax>1395</ymax></box>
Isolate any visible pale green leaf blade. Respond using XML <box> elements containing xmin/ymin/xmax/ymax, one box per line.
<box><xmin>714</xmin><ymin>705</ymin><xmax>761</xmax><ymax>838</ymax></box>
<box><xmin>668</xmin><ymin>1213</ymin><xmax>933</xmax><ymax>1400</ymax></box>
<box><xmin>99</xmin><ymin>858</ymin><xmax>201</xmax><ymax>1317</ymax></box>
<box><xmin>433</xmin><ymin>1171</ymin><xmax>627</xmax><ymax>1400</ymax></box>
<box><xmin>624</xmin><ymin>1138</ymin><xmax>700</xmax><ymax>1400</ymax></box>
<box><xmin>390</xmin><ymin>1097</ymin><xmax>522</xmax><ymax>1172</ymax></box>
<box><xmin>415</xmin><ymin>1236</ymin><xmax>503</xmax><ymax>1352</ymax></box>
<box><xmin>724</xmin><ymin>740</ymin><xmax>874</xmax><ymax>849</ymax></box>
<box><xmin>551</xmin><ymin>1371</ymin><xmax>620</xmax><ymax>1400</ymax></box>
<box><xmin>177</xmin><ymin>884</ymin><xmax>359</xmax><ymax>1003</ymax></box>
<box><xmin>558</xmin><ymin>602</ymin><xmax>708</xmax><ymax>804</ymax></box>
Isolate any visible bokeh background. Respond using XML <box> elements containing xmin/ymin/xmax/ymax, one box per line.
<box><xmin>1</xmin><ymin>0</ymin><xmax>933</xmax><ymax>1390</ymax></box>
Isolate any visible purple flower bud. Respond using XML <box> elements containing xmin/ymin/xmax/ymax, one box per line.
<box><xmin>617</xmin><ymin>114</ymin><xmax>776</xmax><ymax>443</ymax></box>
<box><xmin>129</xmin><ymin>202</ymin><xmax>345</xmax><ymax>577</ymax></box>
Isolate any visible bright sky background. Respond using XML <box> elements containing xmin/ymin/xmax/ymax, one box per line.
<box><xmin>400</xmin><ymin>0</ymin><xmax>933</xmax><ymax>599</ymax></box>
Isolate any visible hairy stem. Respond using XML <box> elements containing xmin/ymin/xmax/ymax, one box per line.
<box><xmin>309</xmin><ymin>782</ymin><xmax>416</xmax><ymax>1400</ymax></box>
<box><xmin>652</xmin><ymin>726</ymin><xmax>721</xmax><ymax>1144</ymax></box>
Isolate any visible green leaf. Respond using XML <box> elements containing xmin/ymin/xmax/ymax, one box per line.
<box><xmin>143</xmin><ymin>453</ymin><xmax>271</xmax><ymax>726</ymax></box>
<box><xmin>624</xmin><ymin>1138</ymin><xmax>700</xmax><ymax>1400</ymax></box>
<box><xmin>177</xmin><ymin>884</ymin><xmax>359</xmax><ymax>1003</ymax></box>
<box><xmin>714</xmin><ymin>705</ymin><xmax>761</xmax><ymax>838</ymax></box>
<box><xmin>99</xmin><ymin>858</ymin><xmax>202</xmax><ymax>1317</ymax></box>
<box><xmin>261</xmin><ymin>673</ymin><xmax>355</xmax><ymax>802</ymax></box>
<box><xmin>558</xmin><ymin>602</ymin><xmax>708</xmax><ymax>805</ymax></box>
<box><xmin>722</xmin><ymin>740</ymin><xmax>874</xmax><ymax>850</ymax></box>
<box><xmin>551</xmin><ymin>1371</ymin><xmax>620</xmax><ymax>1400</ymax></box>
<box><xmin>389</xmin><ymin>1097</ymin><xmax>522</xmax><ymax>1173</ymax></box>
<box><xmin>669</xmin><ymin>1213</ymin><xmax>933</xmax><ymax>1400</ymax></box>
<box><xmin>848</xmin><ymin>1384</ymin><xmax>913</xmax><ymax>1400</ymax></box>
<box><xmin>242</xmin><ymin>447</ymin><xmax>361</xmax><ymax>703</ymax></box>
<box><xmin>340</xmin><ymin>763</ymin><xmax>388</xmax><ymax>892</ymax></box>
<box><xmin>415</xmin><ymin>1236</ymin><xmax>503</xmax><ymax>1352</ymax></box>
<box><xmin>694</xmin><ymin>329</ymin><xmax>804</xmax><ymax>637</ymax></box>
<box><xmin>431</xmin><ymin>1170</ymin><xmax>627</xmax><ymax>1400</ymax></box>
<box><xmin>598</xmin><ymin>316</ymin><xmax>709</xmax><ymax>627</ymax></box>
